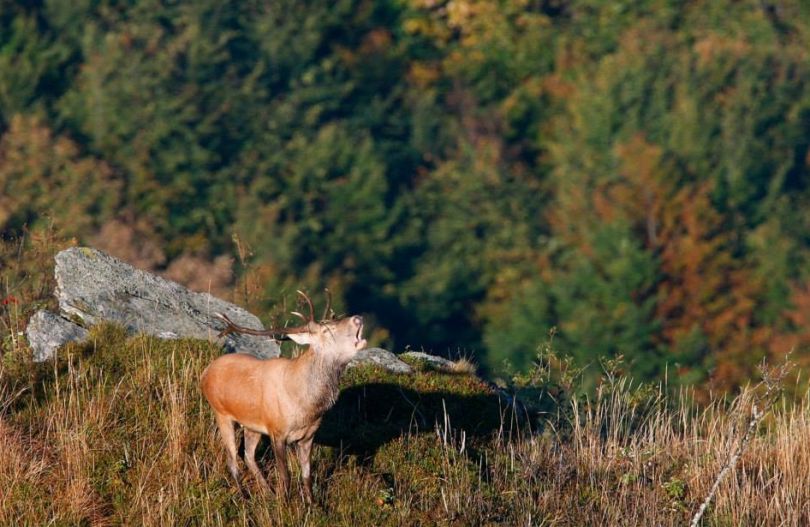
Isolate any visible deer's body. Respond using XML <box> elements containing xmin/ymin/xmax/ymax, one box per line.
<box><xmin>201</xmin><ymin>292</ymin><xmax>365</xmax><ymax>502</ymax></box>
<box><xmin>202</xmin><ymin>349</ymin><xmax>340</xmax><ymax>441</ymax></box>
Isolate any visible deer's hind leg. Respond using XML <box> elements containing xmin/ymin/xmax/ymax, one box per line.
<box><xmin>214</xmin><ymin>414</ymin><xmax>242</xmax><ymax>490</ymax></box>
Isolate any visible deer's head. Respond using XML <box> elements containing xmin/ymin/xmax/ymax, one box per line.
<box><xmin>216</xmin><ymin>290</ymin><xmax>367</xmax><ymax>363</ymax></box>
<box><xmin>283</xmin><ymin>291</ymin><xmax>366</xmax><ymax>362</ymax></box>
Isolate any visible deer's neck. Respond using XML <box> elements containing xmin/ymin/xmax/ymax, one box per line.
<box><xmin>293</xmin><ymin>347</ymin><xmax>345</xmax><ymax>417</ymax></box>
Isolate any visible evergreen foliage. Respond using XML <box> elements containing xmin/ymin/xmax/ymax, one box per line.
<box><xmin>3</xmin><ymin>0</ymin><xmax>810</xmax><ymax>391</ymax></box>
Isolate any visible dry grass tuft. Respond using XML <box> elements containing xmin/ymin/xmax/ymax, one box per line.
<box><xmin>449</xmin><ymin>357</ymin><xmax>477</xmax><ymax>375</ymax></box>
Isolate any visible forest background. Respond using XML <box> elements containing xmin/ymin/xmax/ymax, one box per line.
<box><xmin>2</xmin><ymin>0</ymin><xmax>810</xmax><ymax>393</ymax></box>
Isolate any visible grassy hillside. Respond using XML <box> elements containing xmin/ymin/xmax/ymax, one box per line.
<box><xmin>0</xmin><ymin>324</ymin><xmax>808</xmax><ymax>525</ymax></box>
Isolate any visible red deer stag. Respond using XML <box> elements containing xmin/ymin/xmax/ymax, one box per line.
<box><xmin>201</xmin><ymin>290</ymin><xmax>366</xmax><ymax>502</ymax></box>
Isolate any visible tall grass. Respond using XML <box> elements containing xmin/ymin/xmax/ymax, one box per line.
<box><xmin>1</xmin><ymin>233</ymin><xmax>808</xmax><ymax>525</ymax></box>
<box><xmin>0</xmin><ymin>324</ymin><xmax>808</xmax><ymax>525</ymax></box>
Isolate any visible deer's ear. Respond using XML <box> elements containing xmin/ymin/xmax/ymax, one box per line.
<box><xmin>287</xmin><ymin>331</ymin><xmax>313</xmax><ymax>345</ymax></box>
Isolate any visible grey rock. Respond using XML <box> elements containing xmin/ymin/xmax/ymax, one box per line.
<box><xmin>54</xmin><ymin>247</ymin><xmax>280</xmax><ymax>358</ymax></box>
<box><xmin>347</xmin><ymin>347</ymin><xmax>414</xmax><ymax>374</ymax></box>
<box><xmin>400</xmin><ymin>351</ymin><xmax>456</xmax><ymax>372</ymax></box>
<box><xmin>26</xmin><ymin>309</ymin><xmax>90</xmax><ymax>362</ymax></box>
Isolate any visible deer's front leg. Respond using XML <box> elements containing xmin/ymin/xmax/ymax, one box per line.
<box><xmin>295</xmin><ymin>437</ymin><xmax>315</xmax><ymax>504</ymax></box>
<box><xmin>270</xmin><ymin>435</ymin><xmax>290</xmax><ymax>498</ymax></box>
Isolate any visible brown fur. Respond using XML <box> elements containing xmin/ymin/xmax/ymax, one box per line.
<box><xmin>201</xmin><ymin>314</ymin><xmax>366</xmax><ymax>502</ymax></box>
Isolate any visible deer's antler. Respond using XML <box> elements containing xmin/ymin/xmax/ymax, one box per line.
<box><xmin>214</xmin><ymin>312</ymin><xmax>305</xmax><ymax>339</ymax></box>
<box><xmin>215</xmin><ymin>290</ymin><xmax>331</xmax><ymax>340</ymax></box>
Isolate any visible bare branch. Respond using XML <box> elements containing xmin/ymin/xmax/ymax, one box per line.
<box><xmin>689</xmin><ymin>354</ymin><xmax>793</xmax><ymax>527</ymax></box>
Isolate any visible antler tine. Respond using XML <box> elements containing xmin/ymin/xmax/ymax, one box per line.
<box><xmin>215</xmin><ymin>312</ymin><xmax>235</xmax><ymax>338</ymax></box>
<box><xmin>290</xmin><ymin>311</ymin><xmax>309</xmax><ymax>323</ymax></box>
<box><xmin>296</xmin><ymin>289</ymin><xmax>315</xmax><ymax>323</ymax></box>
<box><xmin>321</xmin><ymin>288</ymin><xmax>332</xmax><ymax>320</ymax></box>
